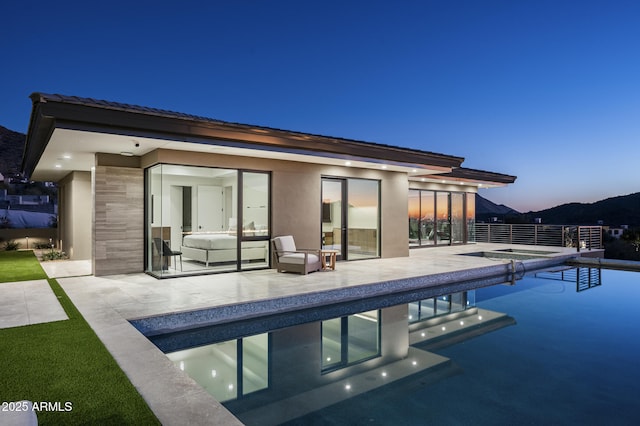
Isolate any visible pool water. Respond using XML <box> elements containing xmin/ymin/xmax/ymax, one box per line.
<box><xmin>287</xmin><ymin>269</ymin><xmax>640</xmax><ymax>425</ymax></box>
<box><xmin>160</xmin><ymin>268</ymin><xmax>640</xmax><ymax>425</ymax></box>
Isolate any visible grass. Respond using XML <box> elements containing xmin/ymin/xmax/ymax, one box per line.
<box><xmin>0</xmin><ymin>250</ymin><xmax>48</xmax><ymax>282</ymax></box>
<box><xmin>0</xmin><ymin>251</ymin><xmax>160</xmax><ymax>425</ymax></box>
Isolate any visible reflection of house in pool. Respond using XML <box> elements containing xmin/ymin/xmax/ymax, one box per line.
<box><xmin>150</xmin><ymin>282</ymin><xmax>515</xmax><ymax>425</ymax></box>
<box><xmin>22</xmin><ymin>93</ymin><xmax>515</xmax><ymax>278</ymax></box>
<box><xmin>534</xmin><ymin>267</ymin><xmax>602</xmax><ymax>292</ymax></box>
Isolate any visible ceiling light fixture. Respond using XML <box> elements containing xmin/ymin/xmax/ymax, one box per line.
<box><xmin>120</xmin><ymin>151</ymin><xmax>134</xmax><ymax>157</ymax></box>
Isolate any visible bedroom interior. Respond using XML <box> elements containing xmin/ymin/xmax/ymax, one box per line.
<box><xmin>148</xmin><ymin>164</ymin><xmax>270</xmax><ymax>277</ymax></box>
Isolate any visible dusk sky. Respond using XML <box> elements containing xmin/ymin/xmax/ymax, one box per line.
<box><xmin>2</xmin><ymin>0</ymin><xmax>639</xmax><ymax>212</ymax></box>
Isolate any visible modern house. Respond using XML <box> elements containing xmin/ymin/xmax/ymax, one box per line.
<box><xmin>22</xmin><ymin>93</ymin><xmax>516</xmax><ymax>278</ymax></box>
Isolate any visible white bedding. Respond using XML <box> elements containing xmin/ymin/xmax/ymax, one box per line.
<box><xmin>183</xmin><ymin>234</ymin><xmax>266</xmax><ymax>250</ymax></box>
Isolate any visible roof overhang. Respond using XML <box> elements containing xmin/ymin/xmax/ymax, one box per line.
<box><xmin>23</xmin><ymin>93</ymin><xmax>466</xmax><ymax>182</ymax></box>
<box><xmin>412</xmin><ymin>167</ymin><xmax>517</xmax><ymax>188</ymax></box>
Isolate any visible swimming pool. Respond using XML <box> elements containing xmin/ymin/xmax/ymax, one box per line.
<box><xmin>156</xmin><ymin>267</ymin><xmax>640</xmax><ymax>425</ymax></box>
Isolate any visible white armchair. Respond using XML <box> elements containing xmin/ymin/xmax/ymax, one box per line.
<box><xmin>272</xmin><ymin>235</ymin><xmax>322</xmax><ymax>275</ymax></box>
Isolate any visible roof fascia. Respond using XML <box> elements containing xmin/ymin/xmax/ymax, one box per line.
<box><xmin>22</xmin><ymin>99</ymin><xmax>55</xmax><ymax>178</ymax></box>
<box><xmin>426</xmin><ymin>167</ymin><xmax>517</xmax><ymax>185</ymax></box>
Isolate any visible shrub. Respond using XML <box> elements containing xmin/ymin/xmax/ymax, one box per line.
<box><xmin>41</xmin><ymin>249</ymin><xmax>67</xmax><ymax>261</ymax></box>
<box><xmin>3</xmin><ymin>240</ymin><xmax>21</xmax><ymax>251</ymax></box>
<box><xmin>0</xmin><ymin>215</ymin><xmax>10</xmax><ymax>229</ymax></box>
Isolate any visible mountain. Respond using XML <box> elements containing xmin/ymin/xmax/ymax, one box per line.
<box><xmin>524</xmin><ymin>193</ymin><xmax>640</xmax><ymax>226</ymax></box>
<box><xmin>478</xmin><ymin>192</ymin><xmax>640</xmax><ymax>227</ymax></box>
<box><xmin>475</xmin><ymin>193</ymin><xmax>520</xmax><ymax>222</ymax></box>
<box><xmin>0</xmin><ymin>125</ymin><xmax>25</xmax><ymax>176</ymax></box>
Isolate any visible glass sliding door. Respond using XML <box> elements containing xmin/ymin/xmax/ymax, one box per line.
<box><xmin>322</xmin><ymin>177</ymin><xmax>380</xmax><ymax>261</ymax></box>
<box><xmin>451</xmin><ymin>192</ymin><xmax>464</xmax><ymax>244</ymax></box>
<box><xmin>409</xmin><ymin>189</ymin><xmax>474</xmax><ymax>247</ymax></box>
<box><xmin>466</xmin><ymin>193</ymin><xmax>476</xmax><ymax>242</ymax></box>
<box><xmin>436</xmin><ymin>192</ymin><xmax>450</xmax><ymax>245</ymax></box>
<box><xmin>347</xmin><ymin>179</ymin><xmax>380</xmax><ymax>259</ymax></box>
<box><xmin>321</xmin><ymin>179</ymin><xmax>345</xmax><ymax>259</ymax></box>
<box><xmin>408</xmin><ymin>190</ymin><xmax>420</xmax><ymax>247</ymax></box>
<box><xmin>146</xmin><ymin>165</ymin><xmax>270</xmax><ymax>277</ymax></box>
<box><xmin>148</xmin><ymin>164</ymin><xmax>165</xmax><ymax>275</ymax></box>
<box><xmin>240</xmin><ymin>171</ymin><xmax>270</xmax><ymax>270</ymax></box>
<box><xmin>421</xmin><ymin>191</ymin><xmax>435</xmax><ymax>246</ymax></box>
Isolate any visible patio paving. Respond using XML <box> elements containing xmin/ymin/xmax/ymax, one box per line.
<box><xmin>0</xmin><ymin>279</ymin><xmax>68</xmax><ymax>329</ymax></box>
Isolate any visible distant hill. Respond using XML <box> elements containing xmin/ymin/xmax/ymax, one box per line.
<box><xmin>475</xmin><ymin>194</ymin><xmax>520</xmax><ymax>222</ymax></box>
<box><xmin>478</xmin><ymin>192</ymin><xmax>640</xmax><ymax>227</ymax></box>
<box><xmin>0</xmin><ymin>125</ymin><xmax>25</xmax><ymax>176</ymax></box>
<box><xmin>524</xmin><ymin>193</ymin><xmax>640</xmax><ymax>226</ymax></box>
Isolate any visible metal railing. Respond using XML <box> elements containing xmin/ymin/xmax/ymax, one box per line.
<box><xmin>475</xmin><ymin>224</ymin><xmax>603</xmax><ymax>252</ymax></box>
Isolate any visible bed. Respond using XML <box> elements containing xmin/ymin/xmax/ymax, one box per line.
<box><xmin>181</xmin><ymin>233</ymin><xmax>268</xmax><ymax>266</ymax></box>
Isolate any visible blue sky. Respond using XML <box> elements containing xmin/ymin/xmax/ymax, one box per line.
<box><xmin>2</xmin><ymin>0</ymin><xmax>639</xmax><ymax>212</ymax></box>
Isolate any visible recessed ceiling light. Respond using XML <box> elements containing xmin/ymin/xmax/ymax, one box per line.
<box><xmin>55</xmin><ymin>164</ymin><xmax>61</xmax><ymax>168</ymax></box>
<box><xmin>412</xmin><ymin>169</ymin><xmax>417</xmax><ymax>173</ymax></box>
<box><xmin>381</xmin><ymin>165</ymin><xmax>387</xmax><ymax>169</ymax></box>
<box><xmin>63</xmin><ymin>154</ymin><xmax>71</xmax><ymax>159</ymax></box>
<box><xmin>120</xmin><ymin>151</ymin><xmax>134</xmax><ymax>157</ymax></box>
<box><xmin>345</xmin><ymin>161</ymin><xmax>352</xmax><ymax>166</ymax></box>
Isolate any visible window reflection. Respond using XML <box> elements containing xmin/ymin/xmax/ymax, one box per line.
<box><xmin>322</xmin><ymin>310</ymin><xmax>380</xmax><ymax>372</ymax></box>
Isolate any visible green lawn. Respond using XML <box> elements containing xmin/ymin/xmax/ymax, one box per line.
<box><xmin>0</xmin><ymin>251</ymin><xmax>160</xmax><ymax>425</ymax></box>
<box><xmin>0</xmin><ymin>250</ymin><xmax>48</xmax><ymax>282</ymax></box>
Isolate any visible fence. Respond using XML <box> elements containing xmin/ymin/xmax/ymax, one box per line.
<box><xmin>475</xmin><ymin>224</ymin><xmax>603</xmax><ymax>252</ymax></box>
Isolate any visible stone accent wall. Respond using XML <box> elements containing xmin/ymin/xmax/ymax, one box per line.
<box><xmin>93</xmin><ymin>166</ymin><xmax>144</xmax><ymax>276</ymax></box>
